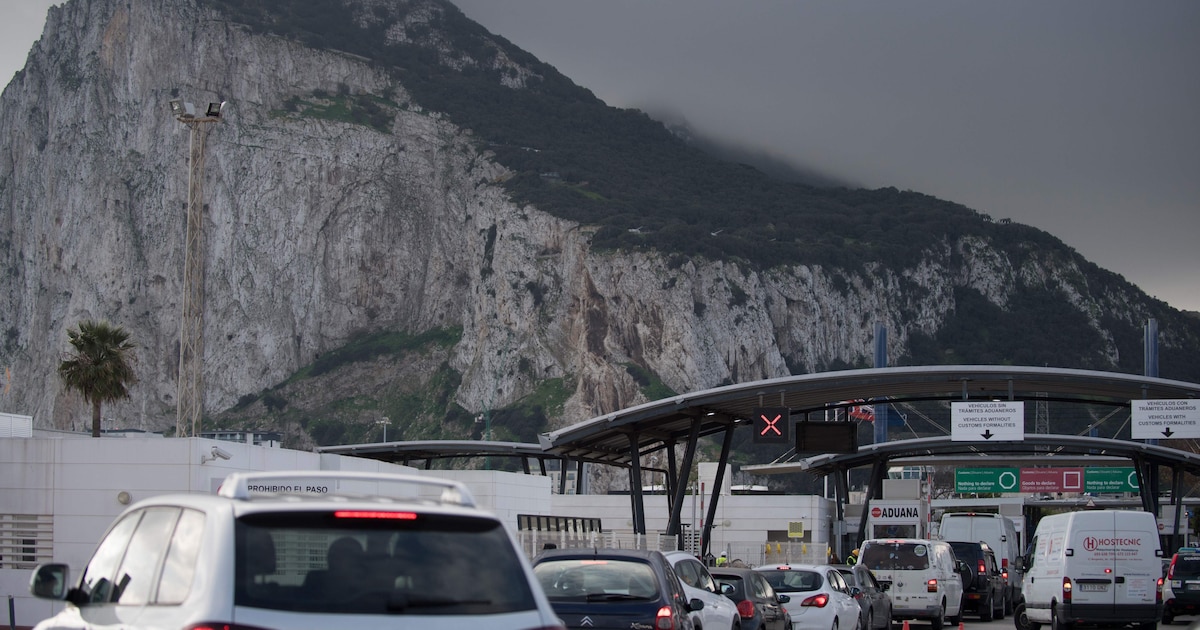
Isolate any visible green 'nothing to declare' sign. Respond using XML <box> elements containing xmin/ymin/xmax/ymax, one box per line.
<box><xmin>954</xmin><ymin>467</ymin><xmax>1138</xmax><ymax>493</ymax></box>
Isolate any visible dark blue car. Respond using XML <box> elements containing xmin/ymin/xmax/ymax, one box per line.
<box><xmin>533</xmin><ymin>548</ymin><xmax>702</xmax><ymax>630</ymax></box>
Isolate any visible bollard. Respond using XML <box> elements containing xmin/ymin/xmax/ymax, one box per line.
<box><xmin>8</xmin><ymin>594</ymin><xmax>15</xmax><ymax>630</ymax></box>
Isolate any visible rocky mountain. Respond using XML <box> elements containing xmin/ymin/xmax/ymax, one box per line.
<box><xmin>1</xmin><ymin>0</ymin><xmax>1197</xmax><ymax>455</ymax></box>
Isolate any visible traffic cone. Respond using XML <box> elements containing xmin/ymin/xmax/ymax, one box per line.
<box><xmin>901</xmin><ymin>621</ymin><xmax>909</xmax><ymax>630</ymax></box>
<box><xmin>958</xmin><ymin>622</ymin><xmax>965</xmax><ymax>630</ymax></box>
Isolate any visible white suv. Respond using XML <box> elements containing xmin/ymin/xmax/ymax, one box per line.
<box><xmin>664</xmin><ymin>550</ymin><xmax>741</xmax><ymax>630</ymax></box>
<box><xmin>28</xmin><ymin>471</ymin><xmax>564</xmax><ymax>630</ymax></box>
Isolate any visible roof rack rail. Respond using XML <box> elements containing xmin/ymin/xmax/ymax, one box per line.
<box><xmin>217</xmin><ymin>470</ymin><xmax>476</xmax><ymax>507</ymax></box>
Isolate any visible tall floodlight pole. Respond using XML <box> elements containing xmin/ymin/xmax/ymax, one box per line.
<box><xmin>169</xmin><ymin>99</ymin><xmax>225</xmax><ymax>437</ymax></box>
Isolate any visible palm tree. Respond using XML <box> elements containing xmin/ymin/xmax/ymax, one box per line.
<box><xmin>57</xmin><ymin>320</ymin><xmax>137</xmax><ymax>437</ymax></box>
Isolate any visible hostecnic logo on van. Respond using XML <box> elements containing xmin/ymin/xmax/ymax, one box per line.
<box><xmin>1084</xmin><ymin>536</ymin><xmax>1141</xmax><ymax>551</ymax></box>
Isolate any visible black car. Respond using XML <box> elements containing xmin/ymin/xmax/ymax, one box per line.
<box><xmin>833</xmin><ymin>564</ymin><xmax>892</xmax><ymax>630</ymax></box>
<box><xmin>711</xmin><ymin>566</ymin><xmax>792</xmax><ymax>630</ymax></box>
<box><xmin>1163</xmin><ymin>549</ymin><xmax>1200</xmax><ymax>624</ymax></box>
<box><xmin>948</xmin><ymin>541</ymin><xmax>1005</xmax><ymax>621</ymax></box>
<box><xmin>533</xmin><ymin>548</ymin><xmax>702</xmax><ymax>630</ymax></box>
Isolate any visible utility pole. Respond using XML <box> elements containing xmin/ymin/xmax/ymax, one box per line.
<box><xmin>169</xmin><ymin>99</ymin><xmax>224</xmax><ymax>438</ymax></box>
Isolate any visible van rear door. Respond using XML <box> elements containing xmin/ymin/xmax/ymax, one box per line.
<box><xmin>1111</xmin><ymin>512</ymin><xmax>1158</xmax><ymax>608</ymax></box>
<box><xmin>1069</xmin><ymin>512</ymin><xmax>1157</xmax><ymax>615</ymax></box>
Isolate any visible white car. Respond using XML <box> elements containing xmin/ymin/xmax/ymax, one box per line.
<box><xmin>755</xmin><ymin>563</ymin><xmax>861</xmax><ymax>630</ymax></box>
<box><xmin>27</xmin><ymin>471</ymin><xmax>564</xmax><ymax>630</ymax></box>
<box><xmin>664</xmin><ymin>550</ymin><xmax>742</xmax><ymax>630</ymax></box>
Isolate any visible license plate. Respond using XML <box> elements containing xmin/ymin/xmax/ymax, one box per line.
<box><xmin>1188</xmin><ymin>583</ymin><xmax>1200</xmax><ymax>591</ymax></box>
<box><xmin>1079</xmin><ymin>583</ymin><xmax>1108</xmax><ymax>592</ymax></box>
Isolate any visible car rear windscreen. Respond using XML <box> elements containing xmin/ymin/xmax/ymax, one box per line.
<box><xmin>757</xmin><ymin>569</ymin><xmax>823</xmax><ymax>592</ymax></box>
<box><xmin>861</xmin><ymin>543</ymin><xmax>932</xmax><ymax>571</ymax></box>
<box><xmin>234</xmin><ymin>511</ymin><xmax>536</xmax><ymax>615</ymax></box>
<box><xmin>533</xmin><ymin>558</ymin><xmax>661</xmax><ymax>601</ymax></box>
<box><xmin>1174</xmin><ymin>555</ymin><xmax>1200</xmax><ymax>578</ymax></box>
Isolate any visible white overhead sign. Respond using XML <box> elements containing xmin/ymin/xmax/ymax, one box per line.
<box><xmin>951</xmin><ymin>401</ymin><xmax>1024</xmax><ymax>442</ymax></box>
<box><xmin>1131</xmin><ymin>399</ymin><xmax>1200</xmax><ymax>439</ymax></box>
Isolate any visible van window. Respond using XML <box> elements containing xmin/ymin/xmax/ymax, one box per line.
<box><xmin>861</xmin><ymin>542</ymin><xmax>931</xmax><ymax>571</ymax></box>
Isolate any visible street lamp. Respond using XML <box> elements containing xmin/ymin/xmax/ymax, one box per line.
<box><xmin>169</xmin><ymin>98</ymin><xmax>225</xmax><ymax>438</ymax></box>
<box><xmin>376</xmin><ymin>417</ymin><xmax>390</xmax><ymax>442</ymax></box>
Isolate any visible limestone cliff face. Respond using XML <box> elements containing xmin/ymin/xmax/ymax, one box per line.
<box><xmin>0</xmin><ymin>0</ymin><xmax>1190</xmax><ymax>435</ymax></box>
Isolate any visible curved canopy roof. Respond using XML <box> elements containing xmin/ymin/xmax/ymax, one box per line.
<box><xmin>538</xmin><ymin>365</ymin><xmax>1200</xmax><ymax>467</ymax></box>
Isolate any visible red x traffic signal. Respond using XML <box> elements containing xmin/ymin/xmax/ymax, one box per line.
<box><xmin>752</xmin><ymin>407</ymin><xmax>791</xmax><ymax>444</ymax></box>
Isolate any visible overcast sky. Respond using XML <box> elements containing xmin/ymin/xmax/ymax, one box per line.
<box><xmin>4</xmin><ymin>1</ymin><xmax>1197</xmax><ymax>312</ymax></box>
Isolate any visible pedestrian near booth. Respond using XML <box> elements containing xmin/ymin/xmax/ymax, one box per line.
<box><xmin>846</xmin><ymin>549</ymin><xmax>859</xmax><ymax>565</ymax></box>
<box><xmin>717</xmin><ymin>552</ymin><xmax>728</xmax><ymax>567</ymax></box>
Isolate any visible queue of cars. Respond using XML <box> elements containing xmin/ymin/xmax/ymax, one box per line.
<box><xmin>30</xmin><ymin>481</ymin><xmax>1183</xmax><ymax>630</ymax></box>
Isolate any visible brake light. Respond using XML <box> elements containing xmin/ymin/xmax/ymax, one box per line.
<box><xmin>183</xmin><ymin>619</ymin><xmax>273</xmax><ymax>624</ymax></box>
<box><xmin>978</xmin><ymin>560</ymin><xmax>987</xmax><ymax>574</ymax></box>
<box><xmin>1158</xmin><ymin>577</ymin><xmax>1165</xmax><ymax>603</ymax></box>
<box><xmin>802</xmin><ymin>593</ymin><xmax>829</xmax><ymax>607</ymax></box>
<box><xmin>656</xmin><ymin>605</ymin><xmax>675</xmax><ymax>629</ymax></box>
<box><xmin>1062</xmin><ymin>577</ymin><xmax>1073</xmax><ymax>603</ymax></box>
<box><xmin>1001</xmin><ymin>558</ymin><xmax>1009</xmax><ymax>569</ymax></box>
<box><xmin>1001</xmin><ymin>568</ymin><xmax>1009</xmax><ymax>581</ymax></box>
<box><xmin>927</xmin><ymin>578</ymin><xmax>938</xmax><ymax>593</ymax></box>
<box><xmin>1168</xmin><ymin>557</ymin><xmax>1177</xmax><ymax>579</ymax></box>
<box><xmin>333</xmin><ymin>510</ymin><xmax>417</xmax><ymax>520</ymax></box>
<box><xmin>737</xmin><ymin>599</ymin><xmax>756</xmax><ymax>618</ymax></box>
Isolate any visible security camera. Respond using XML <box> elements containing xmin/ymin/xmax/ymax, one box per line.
<box><xmin>201</xmin><ymin>445</ymin><xmax>233</xmax><ymax>464</ymax></box>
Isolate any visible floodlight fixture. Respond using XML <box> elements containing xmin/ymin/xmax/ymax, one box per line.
<box><xmin>205</xmin><ymin>101</ymin><xmax>226</xmax><ymax>118</ymax></box>
<box><xmin>169</xmin><ymin>99</ymin><xmax>196</xmax><ymax>119</ymax></box>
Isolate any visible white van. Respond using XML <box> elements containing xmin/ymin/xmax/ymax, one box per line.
<box><xmin>1017</xmin><ymin>509</ymin><xmax>1162</xmax><ymax>630</ymax></box>
<box><xmin>859</xmin><ymin>538</ymin><xmax>966</xmax><ymax>630</ymax></box>
<box><xmin>939</xmin><ymin>512</ymin><xmax>1022</xmax><ymax>613</ymax></box>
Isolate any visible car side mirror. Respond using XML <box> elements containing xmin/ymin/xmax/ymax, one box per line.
<box><xmin>689</xmin><ymin>597</ymin><xmax>706</xmax><ymax>612</ymax></box>
<box><xmin>880</xmin><ymin>582</ymin><xmax>890</xmax><ymax>591</ymax></box>
<box><xmin>30</xmin><ymin>564</ymin><xmax>69</xmax><ymax>600</ymax></box>
<box><xmin>850</xmin><ymin>586</ymin><xmax>863</xmax><ymax>597</ymax></box>
<box><xmin>721</xmin><ymin>583</ymin><xmax>735</xmax><ymax>595</ymax></box>
<box><xmin>778</xmin><ymin>593</ymin><xmax>791</xmax><ymax>604</ymax></box>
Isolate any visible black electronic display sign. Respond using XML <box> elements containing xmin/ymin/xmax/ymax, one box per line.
<box><xmin>795</xmin><ymin>421</ymin><xmax>858</xmax><ymax>454</ymax></box>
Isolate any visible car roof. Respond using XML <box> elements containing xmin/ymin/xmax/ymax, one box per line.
<box><xmin>536</xmin><ymin>548</ymin><xmax>663</xmax><ymax>562</ymax></box>
<box><xmin>710</xmin><ymin>566</ymin><xmax>757</xmax><ymax>577</ymax></box>
<box><xmin>119</xmin><ymin>470</ymin><xmax>498</xmax><ymax>521</ymax></box>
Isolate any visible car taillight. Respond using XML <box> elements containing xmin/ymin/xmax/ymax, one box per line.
<box><xmin>737</xmin><ymin>599</ymin><xmax>756</xmax><ymax>618</ymax></box>
<box><xmin>184</xmin><ymin>619</ymin><xmax>276</xmax><ymax>624</ymax></box>
<box><xmin>1168</xmin><ymin>558</ymin><xmax>1177</xmax><ymax>579</ymax></box>
<box><xmin>1062</xmin><ymin>577</ymin><xmax>1073</xmax><ymax>603</ymax></box>
<box><xmin>978</xmin><ymin>560</ymin><xmax>987</xmax><ymax>574</ymax></box>
<box><xmin>333</xmin><ymin>510</ymin><xmax>417</xmax><ymax>520</ymax></box>
<box><xmin>927</xmin><ymin>578</ymin><xmax>938</xmax><ymax>593</ymax></box>
<box><xmin>1002</xmin><ymin>568</ymin><xmax>1009</xmax><ymax>581</ymax></box>
<box><xmin>656</xmin><ymin>605</ymin><xmax>674</xmax><ymax>630</ymax></box>
<box><xmin>802</xmin><ymin>593</ymin><xmax>829</xmax><ymax>607</ymax></box>
<box><xmin>1158</xmin><ymin>577</ymin><xmax>1165</xmax><ymax>603</ymax></box>
<box><xmin>1001</xmin><ymin>557</ymin><xmax>1009</xmax><ymax>569</ymax></box>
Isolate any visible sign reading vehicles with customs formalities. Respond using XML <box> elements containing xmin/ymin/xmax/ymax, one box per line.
<box><xmin>1131</xmin><ymin>399</ymin><xmax>1200</xmax><ymax>439</ymax></box>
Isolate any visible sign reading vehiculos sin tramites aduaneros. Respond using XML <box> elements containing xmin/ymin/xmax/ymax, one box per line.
<box><xmin>950</xmin><ymin>401</ymin><xmax>1024</xmax><ymax>441</ymax></box>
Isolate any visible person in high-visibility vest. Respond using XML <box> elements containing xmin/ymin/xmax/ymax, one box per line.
<box><xmin>716</xmin><ymin>552</ymin><xmax>728</xmax><ymax>567</ymax></box>
<box><xmin>845</xmin><ymin>548</ymin><xmax>859</xmax><ymax>565</ymax></box>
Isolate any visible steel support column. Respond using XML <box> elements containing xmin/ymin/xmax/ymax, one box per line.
<box><xmin>700</xmin><ymin>425</ymin><xmax>736</xmax><ymax>559</ymax></box>
<box><xmin>629</xmin><ymin>433</ymin><xmax>646</xmax><ymax>534</ymax></box>
<box><xmin>667</xmin><ymin>420</ymin><xmax>703</xmax><ymax>541</ymax></box>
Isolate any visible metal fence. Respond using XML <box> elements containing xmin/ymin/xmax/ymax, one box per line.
<box><xmin>516</xmin><ymin>529</ymin><xmax>829</xmax><ymax>569</ymax></box>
